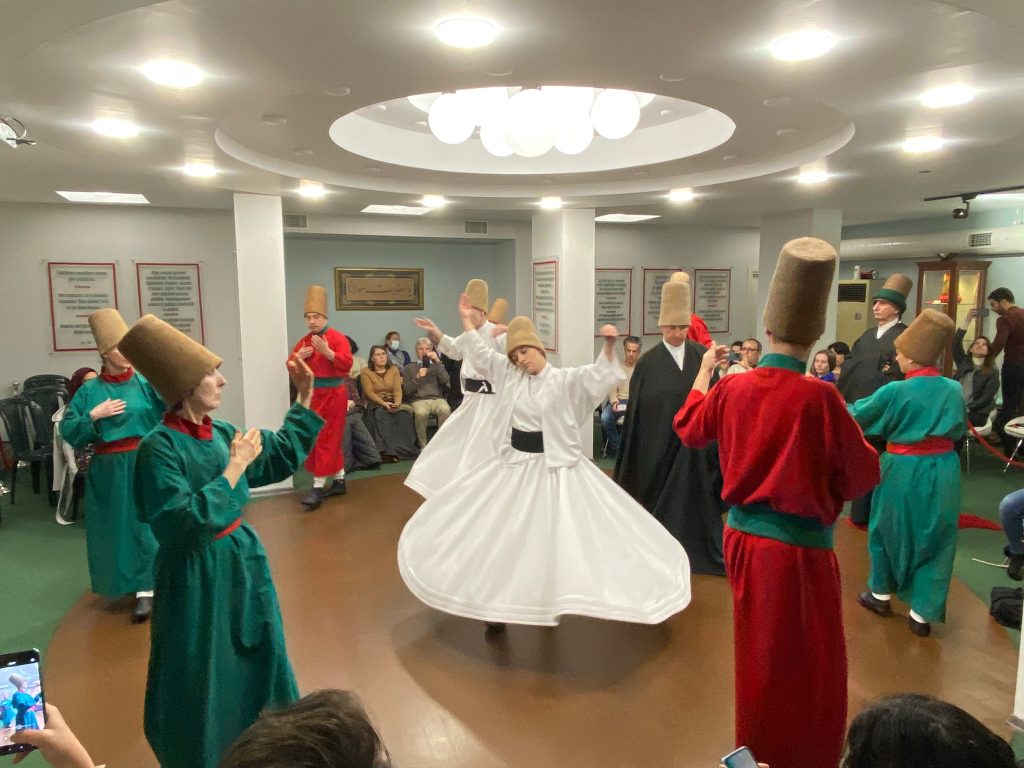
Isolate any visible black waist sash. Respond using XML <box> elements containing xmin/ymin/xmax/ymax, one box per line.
<box><xmin>511</xmin><ymin>428</ymin><xmax>544</xmax><ymax>453</ymax></box>
<box><xmin>464</xmin><ymin>377</ymin><xmax>494</xmax><ymax>394</ymax></box>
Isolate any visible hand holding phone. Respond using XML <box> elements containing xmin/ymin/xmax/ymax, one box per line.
<box><xmin>11</xmin><ymin>704</ymin><xmax>95</xmax><ymax>768</ymax></box>
<box><xmin>721</xmin><ymin>746</ymin><xmax>763</xmax><ymax>768</ymax></box>
<box><xmin>0</xmin><ymin>649</ymin><xmax>45</xmax><ymax>757</ymax></box>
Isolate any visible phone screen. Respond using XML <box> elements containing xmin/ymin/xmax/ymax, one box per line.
<box><xmin>722</xmin><ymin>746</ymin><xmax>759</xmax><ymax>768</ymax></box>
<box><xmin>0</xmin><ymin>650</ymin><xmax>45</xmax><ymax>756</ymax></box>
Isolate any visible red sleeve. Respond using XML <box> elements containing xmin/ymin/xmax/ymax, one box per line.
<box><xmin>688</xmin><ymin>315</ymin><xmax>714</xmax><ymax>348</ymax></box>
<box><xmin>826</xmin><ymin>389</ymin><xmax>880</xmax><ymax>500</ymax></box>
<box><xmin>329</xmin><ymin>331</ymin><xmax>353</xmax><ymax>376</ymax></box>
<box><xmin>672</xmin><ymin>386</ymin><xmax>719</xmax><ymax>448</ymax></box>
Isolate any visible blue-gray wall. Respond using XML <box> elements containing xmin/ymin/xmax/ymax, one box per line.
<box><xmin>284</xmin><ymin>234</ymin><xmax>516</xmax><ymax>355</ymax></box>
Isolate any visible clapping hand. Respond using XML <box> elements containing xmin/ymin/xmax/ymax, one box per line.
<box><xmin>414</xmin><ymin>317</ymin><xmax>443</xmax><ymax>346</ymax></box>
<box><xmin>310</xmin><ymin>335</ymin><xmax>330</xmax><ymax>356</ymax></box>
<box><xmin>702</xmin><ymin>344</ymin><xmax>730</xmax><ymax>373</ymax></box>
<box><xmin>89</xmin><ymin>398</ymin><xmax>126</xmax><ymax>421</ymax></box>
<box><xmin>230</xmin><ymin>428</ymin><xmax>263</xmax><ymax>468</ymax></box>
<box><xmin>296</xmin><ymin>345</ymin><xmax>314</xmax><ymax>360</ymax></box>
<box><xmin>287</xmin><ymin>354</ymin><xmax>315</xmax><ymax>408</ymax></box>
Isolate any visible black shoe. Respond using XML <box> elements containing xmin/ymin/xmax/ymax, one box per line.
<box><xmin>858</xmin><ymin>591</ymin><xmax>892</xmax><ymax>617</ymax></box>
<box><xmin>484</xmin><ymin>622</ymin><xmax>507</xmax><ymax>638</ymax></box>
<box><xmin>133</xmin><ymin>595</ymin><xmax>153</xmax><ymax>623</ymax></box>
<box><xmin>324</xmin><ymin>479</ymin><xmax>347</xmax><ymax>497</ymax></box>
<box><xmin>301</xmin><ymin>487</ymin><xmax>325</xmax><ymax>510</ymax></box>
<box><xmin>1009</xmin><ymin>554</ymin><xmax>1024</xmax><ymax>581</ymax></box>
<box><xmin>908</xmin><ymin>615</ymin><xmax>932</xmax><ymax>637</ymax></box>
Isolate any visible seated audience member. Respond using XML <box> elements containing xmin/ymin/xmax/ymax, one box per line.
<box><xmin>828</xmin><ymin>341</ymin><xmax>849</xmax><ymax>377</ymax></box>
<box><xmin>402</xmin><ymin>337</ymin><xmax>451</xmax><ymax>448</ymax></box>
<box><xmin>1000</xmin><ymin>487</ymin><xmax>1024</xmax><ymax>580</ymax></box>
<box><xmin>219</xmin><ymin>689</ymin><xmax>389</xmax><ymax>768</ymax></box>
<box><xmin>953</xmin><ymin>309</ymin><xmax>1000</xmax><ymax>427</ymax></box>
<box><xmin>342</xmin><ymin>338</ymin><xmax>381</xmax><ymax>472</ymax></box>
<box><xmin>840</xmin><ymin>693</ymin><xmax>1015</xmax><ymax>768</ymax></box>
<box><xmin>601</xmin><ymin>335</ymin><xmax>641</xmax><ymax>454</ymax></box>
<box><xmin>11</xmin><ymin>703</ymin><xmax>97</xmax><ymax>768</ymax></box>
<box><xmin>384</xmin><ymin>331</ymin><xmax>411</xmax><ymax>368</ymax></box>
<box><xmin>347</xmin><ymin>336</ymin><xmax>367</xmax><ymax>378</ymax></box>
<box><xmin>359</xmin><ymin>345</ymin><xmax>419</xmax><ymax>461</ymax></box>
<box><xmin>726</xmin><ymin>338</ymin><xmax>761</xmax><ymax>375</ymax></box>
<box><xmin>809</xmin><ymin>349</ymin><xmax>837</xmax><ymax>382</ymax></box>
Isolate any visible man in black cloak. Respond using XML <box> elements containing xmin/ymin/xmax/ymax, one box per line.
<box><xmin>614</xmin><ymin>272</ymin><xmax>726</xmax><ymax>575</ymax></box>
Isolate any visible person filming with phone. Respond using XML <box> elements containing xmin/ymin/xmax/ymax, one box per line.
<box><xmin>402</xmin><ymin>337</ymin><xmax>451</xmax><ymax>449</ymax></box>
<box><xmin>953</xmin><ymin>307</ymin><xmax>1000</xmax><ymax>427</ymax></box>
<box><xmin>987</xmin><ymin>287</ymin><xmax>1024</xmax><ymax>444</ymax></box>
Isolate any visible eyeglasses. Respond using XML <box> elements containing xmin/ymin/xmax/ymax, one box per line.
<box><xmin>741</xmin><ymin>347</ymin><xmax>760</xmax><ymax>353</ymax></box>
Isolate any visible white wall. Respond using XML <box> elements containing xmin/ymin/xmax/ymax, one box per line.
<box><xmin>0</xmin><ymin>202</ymin><xmax>245</xmax><ymax>424</ymax></box>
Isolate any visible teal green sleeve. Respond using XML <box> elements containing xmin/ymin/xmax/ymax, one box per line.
<box><xmin>135</xmin><ymin>433</ymin><xmax>242</xmax><ymax>546</ymax></box>
<box><xmin>140</xmin><ymin>376</ymin><xmax>169</xmax><ymax>422</ymax></box>
<box><xmin>847</xmin><ymin>383</ymin><xmax>897</xmax><ymax>438</ymax></box>
<box><xmin>60</xmin><ymin>387</ymin><xmax>100</xmax><ymax>448</ymax></box>
<box><xmin>245</xmin><ymin>403</ymin><xmax>325</xmax><ymax>488</ymax></box>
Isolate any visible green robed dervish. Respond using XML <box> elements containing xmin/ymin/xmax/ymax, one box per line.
<box><xmin>121</xmin><ymin>314</ymin><xmax>323</xmax><ymax>768</ymax></box>
<box><xmin>848</xmin><ymin>309</ymin><xmax>965</xmax><ymax>635</ymax></box>
<box><xmin>60</xmin><ymin>309</ymin><xmax>164</xmax><ymax>605</ymax></box>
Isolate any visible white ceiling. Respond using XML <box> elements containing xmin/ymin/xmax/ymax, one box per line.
<box><xmin>1</xmin><ymin>0</ymin><xmax>1023</xmax><ymax>228</ymax></box>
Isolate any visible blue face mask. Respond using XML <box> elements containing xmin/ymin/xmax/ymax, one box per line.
<box><xmin>389</xmin><ymin>340</ymin><xmax>400</xmax><ymax>351</ymax></box>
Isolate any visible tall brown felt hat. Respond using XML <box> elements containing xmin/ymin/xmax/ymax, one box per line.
<box><xmin>88</xmin><ymin>308</ymin><xmax>129</xmax><ymax>355</ymax></box>
<box><xmin>488</xmin><ymin>298</ymin><xmax>509</xmax><ymax>325</ymax></box>
<box><xmin>658</xmin><ymin>272</ymin><xmax>692</xmax><ymax>326</ymax></box>
<box><xmin>895</xmin><ymin>308</ymin><xmax>954</xmax><ymax>366</ymax></box>
<box><xmin>505</xmin><ymin>316</ymin><xmax>545</xmax><ymax>359</ymax></box>
<box><xmin>8</xmin><ymin>673</ymin><xmax>27</xmax><ymax>688</ymax></box>
<box><xmin>872</xmin><ymin>274</ymin><xmax>913</xmax><ymax>314</ymax></box>
<box><xmin>762</xmin><ymin>237</ymin><xmax>837</xmax><ymax>345</ymax></box>
<box><xmin>304</xmin><ymin>285</ymin><xmax>328</xmax><ymax>316</ymax></box>
<box><xmin>465</xmin><ymin>279</ymin><xmax>489</xmax><ymax>312</ymax></box>
<box><xmin>119</xmin><ymin>314</ymin><xmax>223</xmax><ymax>404</ymax></box>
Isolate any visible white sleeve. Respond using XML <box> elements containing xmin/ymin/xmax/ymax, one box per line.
<box><xmin>454</xmin><ymin>328</ymin><xmax>512</xmax><ymax>385</ymax></box>
<box><xmin>437</xmin><ymin>334</ymin><xmax>462</xmax><ymax>360</ymax></box>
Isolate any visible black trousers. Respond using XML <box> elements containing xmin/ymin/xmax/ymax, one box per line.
<box><xmin>996</xmin><ymin>362</ymin><xmax>1024</xmax><ymax>442</ymax></box>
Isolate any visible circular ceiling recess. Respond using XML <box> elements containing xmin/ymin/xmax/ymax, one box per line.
<box><xmin>328</xmin><ymin>86</ymin><xmax>736</xmax><ymax>175</ymax></box>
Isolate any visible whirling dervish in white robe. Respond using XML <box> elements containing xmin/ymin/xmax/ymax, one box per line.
<box><xmin>398</xmin><ymin>297</ymin><xmax>692</xmax><ymax>627</ymax></box>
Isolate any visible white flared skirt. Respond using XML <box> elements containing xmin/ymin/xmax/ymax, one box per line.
<box><xmin>398</xmin><ymin>452</ymin><xmax>692</xmax><ymax>625</ymax></box>
<box><xmin>404</xmin><ymin>391</ymin><xmax>500</xmax><ymax>499</ymax></box>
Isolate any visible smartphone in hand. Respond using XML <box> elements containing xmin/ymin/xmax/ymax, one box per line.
<box><xmin>0</xmin><ymin>648</ymin><xmax>45</xmax><ymax>756</ymax></box>
<box><xmin>722</xmin><ymin>746</ymin><xmax>760</xmax><ymax>768</ymax></box>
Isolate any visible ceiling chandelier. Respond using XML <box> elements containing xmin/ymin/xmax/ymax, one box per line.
<box><xmin>409</xmin><ymin>86</ymin><xmax>655</xmax><ymax>158</ymax></box>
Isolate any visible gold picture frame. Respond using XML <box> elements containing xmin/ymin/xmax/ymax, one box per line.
<box><xmin>334</xmin><ymin>268</ymin><xmax>425</xmax><ymax>311</ymax></box>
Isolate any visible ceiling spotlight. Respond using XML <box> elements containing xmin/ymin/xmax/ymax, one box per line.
<box><xmin>435</xmin><ymin>17</ymin><xmax>498</xmax><ymax>49</ymax></box>
<box><xmin>142</xmin><ymin>59</ymin><xmax>205</xmax><ymax>88</ymax></box>
<box><xmin>182</xmin><ymin>161</ymin><xmax>217</xmax><ymax>178</ymax></box>
<box><xmin>902</xmin><ymin>135</ymin><xmax>945</xmax><ymax>153</ymax></box>
<box><xmin>797</xmin><ymin>161</ymin><xmax>829</xmax><ymax>184</ymax></box>
<box><xmin>421</xmin><ymin>194</ymin><xmax>447</xmax><ymax>208</ymax></box>
<box><xmin>920</xmin><ymin>84</ymin><xmax>977</xmax><ymax>109</ymax></box>
<box><xmin>539</xmin><ymin>196</ymin><xmax>563</xmax><ymax>210</ymax></box>
<box><xmin>770</xmin><ymin>30</ymin><xmax>837</xmax><ymax>62</ymax></box>
<box><xmin>91</xmin><ymin>117</ymin><xmax>139</xmax><ymax>138</ymax></box>
<box><xmin>668</xmin><ymin>188</ymin><xmax>696</xmax><ymax>202</ymax></box>
<box><xmin>298</xmin><ymin>181</ymin><xmax>326</xmax><ymax>198</ymax></box>
<box><xmin>952</xmin><ymin>195</ymin><xmax>974</xmax><ymax>219</ymax></box>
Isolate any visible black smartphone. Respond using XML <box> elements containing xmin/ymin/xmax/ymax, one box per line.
<box><xmin>722</xmin><ymin>746</ymin><xmax>759</xmax><ymax>768</ymax></box>
<box><xmin>0</xmin><ymin>648</ymin><xmax>45</xmax><ymax>756</ymax></box>
<box><xmin>977</xmin><ymin>307</ymin><xmax>990</xmax><ymax>318</ymax></box>
<box><xmin>727</xmin><ymin>351</ymin><xmax>742</xmax><ymax>363</ymax></box>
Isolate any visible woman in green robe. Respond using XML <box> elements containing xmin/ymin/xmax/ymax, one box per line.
<box><xmin>120</xmin><ymin>314</ymin><xmax>324</xmax><ymax>768</ymax></box>
<box><xmin>60</xmin><ymin>309</ymin><xmax>165</xmax><ymax>622</ymax></box>
<box><xmin>848</xmin><ymin>309</ymin><xmax>966</xmax><ymax>637</ymax></box>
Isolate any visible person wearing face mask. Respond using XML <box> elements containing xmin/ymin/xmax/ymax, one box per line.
<box><xmin>59</xmin><ymin>309</ymin><xmax>166</xmax><ymax>622</ymax></box>
<box><xmin>401</xmin><ymin>296</ymin><xmax>691</xmax><ymax>636</ymax></box>
<box><xmin>384</xmin><ymin>331</ymin><xmax>411</xmax><ymax>368</ymax></box>
<box><xmin>119</xmin><ymin>314</ymin><xmax>324</xmax><ymax>768</ymax></box>
<box><xmin>613</xmin><ymin>272</ymin><xmax>727</xmax><ymax>576</ymax></box>
<box><xmin>953</xmin><ymin>308</ymin><xmax>1000</xmax><ymax>427</ymax></box>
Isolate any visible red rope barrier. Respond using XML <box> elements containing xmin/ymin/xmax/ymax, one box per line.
<box><xmin>967</xmin><ymin>422</ymin><xmax>1024</xmax><ymax>468</ymax></box>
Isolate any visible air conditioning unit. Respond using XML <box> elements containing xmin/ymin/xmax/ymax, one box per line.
<box><xmin>835</xmin><ymin>279</ymin><xmax>882</xmax><ymax>347</ymax></box>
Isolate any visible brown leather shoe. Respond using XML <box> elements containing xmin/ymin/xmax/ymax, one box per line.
<box><xmin>858</xmin><ymin>591</ymin><xmax>892</xmax><ymax>617</ymax></box>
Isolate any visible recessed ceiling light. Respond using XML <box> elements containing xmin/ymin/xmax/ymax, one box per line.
<box><xmin>633</xmin><ymin>170</ymin><xmax>650</xmax><ymax>177</ymax></box>
<box><xmin>183</xmin><ymin>161</ymin><xmax>217</xmax><ymax>177</ymax></box>
<box><xmin>363</xmin><ymin>166</ymin><xmax>382</xmax><ymax>173</ymax></box>
<box><xmin>414</xmin><ymin>120</ymin><xmax>428</xmax><ymax>128</ymax></box>
<box><xmin>298</xmin><ymin>181</ymin><xmax>326</xmax><ymax>198</ymax></box>
<box><xmin>770</xmin><ymin>30</ymin><xmax>837</xmax><ymax>61</ymax></box>
<box><xmin>762</xmin><ymin>96</ymin><xmax>792</xmax><ymax>108</ymax></box>
<box><xmin>371</xmin><ymin>104</ymin><xmax>387</xmax><ymax>112</ymax></box>
<box><xmin>797</xmin><ymin>162</ymin><xmax>829</xmax><ymax>184</ymax></box>
<box><xmin>293</xmin><ymin>147</ymin><xmax>314</xmax><ymax>156</ymax></box>
<box><xmin>91</xmin><ymin>117</ymin><xmax>139</xmax><ymax>138</ymax></box>
<box><xmin>722</xmin><ymin>154</ymin><xmax>739</xmax><ymax>161</ymax></box>
<box><xmin>659</xmin><ymin>73</ymin><xmax>685</xmax><ymax>82</ymax></box>
<box><xmin>142</xmin><ymin>59</ymin><xmax>204</xmax><ymax>88</ymax></box>
<box><xmin>775</xmin><ymin>127</ymin><xmax>799</xmax><ymax>136</ymax></box>
<box><xmin>421</xmin><ymin>194</ymin><xmax>447</xmax><ymax>208</ymax></box>
<box><xmin>435</xmin><ymin>17</ymin><xmax>498</xmax><ymax>49</ymax></box>
<box><xmin>668</xmin><ymin>188</ymin><xmax>696</xmax><ymax>202</ymax></box>
<box><xmin>486</xmin><ymin>67</ymin><xmax>514</xmax><ymax>77</ymax></box>
<box><xmin>659</xmin><ymin>109</ymin><xmax>676</xmax><ymax>117</ymax></box>
<box><xmin>56</xmin><ymin>191</ymin><xmax>149</xmax><ymax>205</ymax></box>
<box><xmin>324</xmin><ymin>85</ymin><xmax>351</xmax><ymax>97</ymax></box>
<box><xmin>361</xmin><ymin>204</ymin><xmax>432</xmax><ymax>216</ymax></box>
<box><xmin>595</xmin><ymin>214</ymin><xmax>661</xmax><ymax>223</ymax></box>
<box><xmin>920</xmin><ymin>84</ymin><xmax>977</xmax><ymax>109</ymax></box>
<box><xmin>902</xmin><ymin>135</ymin><xmax>945</xmax><ymax>153</ymax></box>
<box><xmin>262</xmin><ymin>113</ymin><xmax>288</xmax><ymax>126</ymax></box>
<box><xmin>539</xmin><ymin>197</ymin><xmax>563</xmax><ymax>210</ymax></box>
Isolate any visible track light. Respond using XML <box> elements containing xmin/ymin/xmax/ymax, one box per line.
<box><xmin>952</xmin><ymin>195</ymin><xmax>974</xmax><ymax>219</ymax></box>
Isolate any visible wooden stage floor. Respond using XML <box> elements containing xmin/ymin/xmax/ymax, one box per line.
<box><xmin>45</xmin><ymin>473</ymin><xmax>1017</xmax><ymax>767</ymax></box>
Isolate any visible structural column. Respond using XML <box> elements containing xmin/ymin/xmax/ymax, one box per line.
<box><xmin>532</xmin><ymin>207</ymin><xmax>597</xmax><ymax>456</ymax></box>
<box><xmin>233</xmin><ymin>193</ymin><xmax>290</xmax><ymax>432</ymax></box>
<box><xmin>757</xmin><ymin>209</ymin><xmax>843</xmax><ymax>348</ymax></box>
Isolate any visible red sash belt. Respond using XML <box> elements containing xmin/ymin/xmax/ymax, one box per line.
<box><xmin>94</xmin><ymin>436</ymin><xmax>141</xmax><ymax>455</ymax></box>
<box><xmin>213</xmin><ymin>518</ymin><xmax>243</xmax><ymax>541</ymax></box>
<box><xmin>886</xmin><ymin>437</ymin><xmax>955</xmax><ymax>456</ymax></box>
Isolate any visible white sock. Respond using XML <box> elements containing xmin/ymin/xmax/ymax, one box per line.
<box><xmin>136</xmin><ymin>590</ymin><xmax>154</xmax><ymax>598</ymax></box>
<box><xmin>871</xmin><ymin>592</ymin><xmax>891</xmax><ymax>601</ymax></box>
<box><xmin>313</xmin><ymin>476</ymin><xmax>327</xmax><ymax>489</ymax></box>
<box><xmin>909</xmin><ymin>609</ymin><xmax>928</xmax><ymax>624</ymax></box>
<box><xmin>334</xmin><ymin>469</ymin><xmax>345</xmax><ymax>481</ymax></box>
